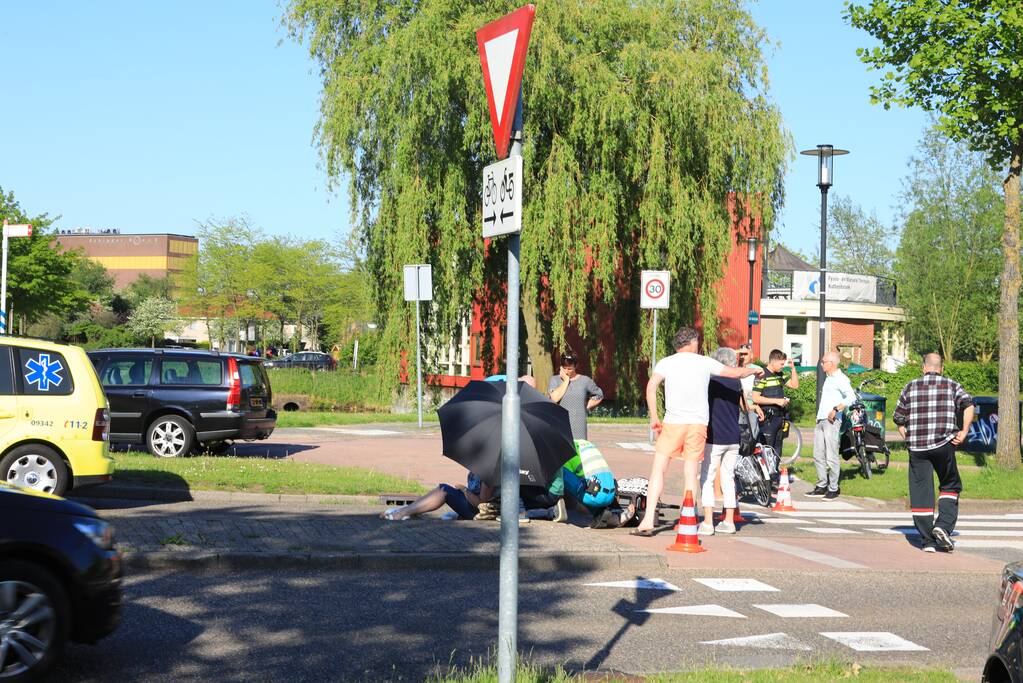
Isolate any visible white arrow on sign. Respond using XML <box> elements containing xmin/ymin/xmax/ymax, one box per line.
<box><xmin>482</xmin><ymin>154</ymin><xmax>522</xmax><ymax>238</ymax></box>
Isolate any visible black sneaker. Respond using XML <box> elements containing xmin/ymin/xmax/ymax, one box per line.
<box><xmin>806</xmin><ymin>486</ymin><xmax>828</xmax><ymax>497</ymax></box>
<box><xmin>824</xmin><ymin>489</ymin><xmax>840</xmax><ymax>500</ymax></box>
<box><xmin>933</xmin><ymin>527</ymin><xmax>955</xmax><ymax>552</ymax></box>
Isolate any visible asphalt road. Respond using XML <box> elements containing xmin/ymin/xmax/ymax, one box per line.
<box><xmin>53</xmin><ymin>566</ymin><xmax>996</xmax><ymax>682</ymax></box>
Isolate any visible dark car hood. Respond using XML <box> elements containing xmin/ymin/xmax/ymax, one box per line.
<box><xmin>0</xmin><ymin>483</ymin><xmax>97</xmax><ymax>517</ymax></box>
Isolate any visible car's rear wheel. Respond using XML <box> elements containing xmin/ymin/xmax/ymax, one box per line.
<box><xmin>0</xmin><ymin>446</ymin><xmax>69</xmax><ymax>496</ymax></box>
<box><xmin>0</xmin><ymin>560</ymin><xmax>70</xmax><ymax>683</ymax></box>
<box><xmin>147</xmin><ymin>416</ymin><xmax>194</xmax><ymax>458</ymax></box>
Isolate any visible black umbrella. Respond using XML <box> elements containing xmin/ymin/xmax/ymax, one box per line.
<box><xmin>438</xmin><ymin>380</ymin><xmax>575</xmax><ymax>488</ymax></box>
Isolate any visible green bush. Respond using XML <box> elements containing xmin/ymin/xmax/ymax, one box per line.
<box><xmin>266</xmin><ymin>367</ymin><xmax>391</xmax><ymax>411</ymax></box>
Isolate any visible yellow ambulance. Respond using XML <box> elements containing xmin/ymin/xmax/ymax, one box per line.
<box><xmin>0</xmin><ymin>337</ymin><xmax>113</xmax><ymax>495</ymax></box>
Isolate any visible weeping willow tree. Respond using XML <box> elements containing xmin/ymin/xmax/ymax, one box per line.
<box><xmin>286</xmin><ymin>0</ymin><xmax>789</xmax><ymax>404</ymax></box>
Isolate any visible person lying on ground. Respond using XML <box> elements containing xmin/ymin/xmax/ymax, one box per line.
<box><xmin>380</xmin><ymin>472</ymin><xmax>493</xmax><ymax>521</ymax></box>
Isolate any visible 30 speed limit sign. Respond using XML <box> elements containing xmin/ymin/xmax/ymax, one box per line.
<box><xmin>640</xmin><ymin>270</ymin><xmax>670</xmax><ymax>309</ymax></box>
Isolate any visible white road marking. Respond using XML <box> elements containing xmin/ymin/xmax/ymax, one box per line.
<box><xmin>748</xmin><ymin>517</ymin><xmax>811</xmax><ymax>525</ymax></box>
<box><xmin>821</xmin><ymin>631</ymin><xmax>928</xmax><ymax>652</ymax></box>
<box><xmin>866</xmin><ymin>527</ymin><xmax>1023</xmax><ymax>537</ymax></box>
<box><xmin>615</xmin><ymin>442</ymin><xmax>655</xmax><ymax>452</ymax></box>
<box><xmin>736</xmin><ymin>537</ymin><xmax>867</xmax><ymax>569</ymax></box>
<box><xmin>311</xmin><ymin>428</ymin><xmax>401</xmax><ymax>436</ymax></box>
<box><xmin>753</xmin><ymin>603</ymin><xmax>848</xmax><ymax>618</ymax></box>
<box><xmin>781</xmin><ymin>510</ymin><xmax>1023</xmax><ymax>521</ymax></box>
<box><xmin>701</xmin><ymin>632</ymin><xmax>812</xmax><ymax>650</ymax></box>
<box><xmin>823</xmin><ymin>519</ymin><xmax>1023</xmax><ymax>529</ymax></box>
<box><xmin>782</xmin><ymin>500</ymin><xmax>862</xmax><ymax>511</ymax></box>
<box><xmin>953</xmin><ymin>540</ymin><xmax>1023</xmax><ymax>550</ymax></box>
<box><xmin>693</xmin><ymin>578</ymin><xmax>779</xmax><ymax>592</ymax></box>
<box><xmin>799</xmin><ymin>527</ymin><xmax>860</xmax><ymax>535</ymax></box>
<box><xmin>584</xmin><ymin>579</ymin><xmax>680</xmax><ymax>591</ymax></box>
<box><xmin>638</xmin><ymin>604</ymin><xmax>746</xmax><ymax>618</ymax></box>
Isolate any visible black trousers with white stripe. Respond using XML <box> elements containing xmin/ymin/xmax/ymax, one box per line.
<box><xmin>908</xmin><ymin>440</ymin><xmax>962</xmax><ymax>547</ymax></box>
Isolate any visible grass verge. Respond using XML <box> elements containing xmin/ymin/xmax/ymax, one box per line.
<box><xmin>112</xmin><ymin>451</ymin><xmax>427</xmax><ymax>496</ymax></box>
<box><xmin>276</xmin><ymin>411</ymin><xmax>438</xmax><ymax>428</ymax></box>
<box><xmin>786</xmin><ymin>442</ymin><xmax>1022</xmax><ymax>500</ymax></box>
<box><xmin>429</xmin><ymin>661</ymin><xmax>956</xmax><ymax>682</ymax></box>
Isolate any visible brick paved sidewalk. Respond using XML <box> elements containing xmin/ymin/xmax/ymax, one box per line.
<box><xmin>76</xmin><ymin>494</ymin><xmax>663</xmax><ymax>572</ymax></box>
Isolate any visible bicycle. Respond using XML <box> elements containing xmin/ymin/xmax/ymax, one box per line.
<box><xmin>840</xmin><ymin>378</ymin><xmax>891</xmax><ymax>479</ymax></box>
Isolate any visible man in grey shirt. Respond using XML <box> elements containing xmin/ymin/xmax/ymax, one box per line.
<box><xmin>547</xmin><ymin>351</ymin><xmax>604</xmax><ymax>440</ymax></box>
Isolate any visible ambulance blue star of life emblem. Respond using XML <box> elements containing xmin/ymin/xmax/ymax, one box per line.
<box><xmin>25</xmin><ymin>354</ymin><xmax>64</xmax><ymax>391</ymax></box>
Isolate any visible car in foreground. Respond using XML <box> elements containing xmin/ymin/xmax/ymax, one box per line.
<box><xmin>0</xmin><ymin>482</ymin><xmax>122</xmax><ymax>681</ymax></box>
<box><xmin>984</xmin><ymin>561</ymin><xmax>1023</xmax><ymax>683</ymax></box>
<box><xmin>0</xmin><ymin>337</ymin><xmax>113</xmax><ymax>497</ymax></box>
<box><xmin>263</xmin><ymin>351</ymin><xmax>336</xmax><ymax>371</ymax></box>
<box><xmin>88</xmin><ymin>348</ymin><xmax>276</xmax><ymax>457</ymax></box>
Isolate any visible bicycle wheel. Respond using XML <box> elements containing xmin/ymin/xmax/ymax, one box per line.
<box><xmin>780</xmin><ymin>427</ymin><xmax>803</xmax><ymax>466</ymax></box>
<box><xmin>751</xmin><ymin>476</ymin><xmax>771</xmax><ymax>507</ymax></box>
<box><xmin>857</xmin><ymin>445</ymin><xmax>871</xmax><ymax>479</ymax></box>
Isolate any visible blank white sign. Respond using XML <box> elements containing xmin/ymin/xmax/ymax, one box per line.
<box><xmin>403</xmin><ymin>264</ymin><xmax>432</xmax><ymax>302</ymax></box>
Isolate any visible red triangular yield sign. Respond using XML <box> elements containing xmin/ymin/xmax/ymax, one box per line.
<box><xmin>476</xmin><ymin>5</ymin><xmax>535</xmax><ymax>160</ymax></box>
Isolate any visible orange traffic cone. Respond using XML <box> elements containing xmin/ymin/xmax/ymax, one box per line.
<box><xmin>715</xmin><ymin>507</ymin><xmax>747</xmax><ymax>524</ymax></box>
<box><xmin>772</xmin><ymin>467</ymin><xmax>796</xmax><ymax>512</ymax></box>
<box><xmin>667</xmin><ymin>490</ymin><xmax>706</xmax><ymax>553</ymax></box>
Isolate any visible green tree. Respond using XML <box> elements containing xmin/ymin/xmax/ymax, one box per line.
<box><xmin>827</xmin><ymin>195</ymin><xmax>894</xmax><ymax>277</ymax></box>
<box><xmin>176</xmin><ymin>218</ymin><xmax>259</xmax><ymax>347</ymax></box>
<box><xmin>895</xmin><ymin>127</ymin><xmax>1002</xmax><ymax>362</ymax></box>
<box><xmin>125</xmin><ymin>273</ymin><xmax>173</xmax><ymax>306</ymax></box>
<box><xmin>126</xmin><ymin>297</ymin><xmax>181</xmax><ymax>347</ymax></box>
<box><xmin>0</xmin><ymin>186</ymin><xmax>90</xmax><ymax>331</ymax></box>
<box><xmin>68</xmin><ymin>255</ymin><xmax>116</xmax><ymax>306</ymax></box>
<box><xmin>846</xmin><ymin>0</ymin><xmax>1022</xmax><ymax>467</ymax></box>
<box><xmin>286</xmin><ymin>0</ymin><xmax>789</xmax><ymax>400</ymax></box>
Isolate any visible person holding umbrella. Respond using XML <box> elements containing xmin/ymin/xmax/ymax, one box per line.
<box><xmin>437</xmin><ymin>377</ymin><xmax>575</xmax><ymax>520</ymax></box>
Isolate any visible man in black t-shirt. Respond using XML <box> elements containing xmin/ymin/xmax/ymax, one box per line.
<box><xmin>698</xmin><ymin>347</ymin><xmax>747</xmax><ymax>536</ymax></box>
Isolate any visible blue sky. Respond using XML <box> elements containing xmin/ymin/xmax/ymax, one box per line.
<box><xmin>1</xmin><ymin>1</ymin><xmax>927</xmax><ymax>255</ymax></box>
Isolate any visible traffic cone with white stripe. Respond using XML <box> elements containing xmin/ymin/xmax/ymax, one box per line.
<box><xmin>715</xmin><ymin>507</ymin><xmax>747</xmax><ymax>524</ymax></box>
<box><xmin>772</xmin><ymin>467</ymin><xmax>796</xmax><ymax>512</ymax></box>
<box><xmin>667</xmin><ymin>490</ymin><xmax>706</xmax><ymax>553</ymax></box>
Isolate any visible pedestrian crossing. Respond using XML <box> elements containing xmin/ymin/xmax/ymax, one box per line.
<box><xmin>585</xmin><ymin>575</ymin><xmax>929</xmax><ymax>653</ymax></box>
<box><xmin>725</xmin><ymin>503</ymin><xmax>1023</xmax><ymax>551</ymax></box>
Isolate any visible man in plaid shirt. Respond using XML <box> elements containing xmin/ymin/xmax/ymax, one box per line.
<box><xmin>892</xmin><ymin>354</ymin><xmax>974</xmax><ymax>553</ymax></box>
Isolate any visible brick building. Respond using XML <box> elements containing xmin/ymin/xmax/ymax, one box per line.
<box><xmin>55</xmin><ymin>229</ymin><xmax>198</xmax><ymax>290</ymax></box>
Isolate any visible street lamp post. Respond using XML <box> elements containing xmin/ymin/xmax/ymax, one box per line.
<box><xmin>799</xmin><ymin>144</ymin><xmax>848</xmax><ymax>410</ymax></box>
<box><xmin>746</xmin><ymin>236</ymin><xmax>757</xmax><ymax>347</ymax></box>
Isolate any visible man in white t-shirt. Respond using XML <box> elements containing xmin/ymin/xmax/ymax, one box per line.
<box><xmin>632</xmin><ymin>326</ymin><xmax>763</xmax><ymax>535</ymax></box>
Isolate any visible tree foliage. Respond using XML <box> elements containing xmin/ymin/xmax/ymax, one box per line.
<box><xmin>0</xmin><ymin>186</ymin><xmax>91</xmax><ymax>330</ymax></box>
<box><xmin>286</xmin><ymin>0</ymin><xmax>789</xmax><ymax>400</ymax></box>
<box><xmin>126</xmin><ymin>297</ymin><xmax>181</xmax><ymax>347</ymax></box>
<box><xmin>846</xmin><ymin>0</ymin><xmax>1023</xmax><ymax>468</ymax></box>
<box><xmin>895</xmin><ymin>127</ymin><xmax>1002</xmax><ymax>362</ymax></box>
<box><xmin>827</xmin><ymin>195</ymin><xmax>894</xmax><ymax>278</ymax></box>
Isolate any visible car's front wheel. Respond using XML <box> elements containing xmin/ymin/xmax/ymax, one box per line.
<box><xmin>0</xmin><ymin>560</ymin><xmax>70</xmax><ymax>683</ymax></box>
<box><xmin>0</xmin><ymin>445</ymin><xmax>69</xmax><ymax>496</ymax></box>
<box><xmin>146</xmin><ymin>416</ymin><xmax>195</xmax><ymax>458</ymax></box>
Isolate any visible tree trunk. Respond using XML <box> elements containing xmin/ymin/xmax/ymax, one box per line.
<box><xmin>522</xmin><ymin>295</ymin><xmax>552</xmax><ymax>393</ymax></box>
<box><xmin>997</xmin><ymin>145</ymin><xmax>1021</xmax><ymax>470</ymax></box>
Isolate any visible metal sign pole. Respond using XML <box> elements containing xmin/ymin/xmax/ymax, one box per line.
<box><xmin>497</xmin><ymin>92</ymin><xmax>523</xmax><ymax>683</ymax></box>
<box><xmin>649</xmin><ymin>308</ymin><xmax>658</xmax><ymax>443</ymax></box>
<box><xmin>416</xmin><ymin>297</ymin><xmax>423</xmax><ymax>428</ymax></box>
<box><xmin>1</xmin><ymin>221</ymin><xmax>8</xmax><ymax>336</ymax></box>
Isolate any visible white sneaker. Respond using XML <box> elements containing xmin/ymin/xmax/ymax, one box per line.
<box><xmin>549</xmin><ymin>498</ymin><xmax>569</xmax><ymax>523</ymax></box>
<box><xmin>697</xmin><ymin>521</ymin><xmax>715</xmax><ymax>536</ymax></box>
<box><xmin>923</xmin><ymin>546</ymin><xmax>937</xmax><ymax>553</ymax></box>
<box><xmin>716</xmin><ymin>521</ymin><xmax>736</xmax><ymax>534</ymax></box>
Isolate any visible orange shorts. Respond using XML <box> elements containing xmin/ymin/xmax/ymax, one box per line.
<box><xmin>655</xmin><ymin>423</ymin><xmax>708</xmax><ymax>462</ymax></box>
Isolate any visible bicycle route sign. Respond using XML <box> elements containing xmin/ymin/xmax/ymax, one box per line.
<box><xmin>481</xmin><ymin>154</ymin><xmax>522</xmax><ymax>238</ymax></box>
<box><xmin>640</xmin><ymin>270</ymin><xmax>670</xmax><ymax>309</ymax></box>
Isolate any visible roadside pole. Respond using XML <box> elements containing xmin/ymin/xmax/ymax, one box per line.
<box><xmin>476</xmin><ymin>7</ymin><xmax>534</xmax><ymax>682</ymax></box>
<box><xmin>640</xmin><ymin>271</ymin><xmax>670</xmax><ymax>443</ymax></box>
<box><xmin>403</xmin><ymin>264</ymin><xmax>432</xmax><ymax>428</ymax></box>
<box><xmin>0</xmin><ymin>221</ymin><xmax>32</xmax><ymax>335</ymax></box>
<box><xmin>353</xmin><ymin>338</ymin><xmax>359</xmax><ymax>372</ymax></box>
